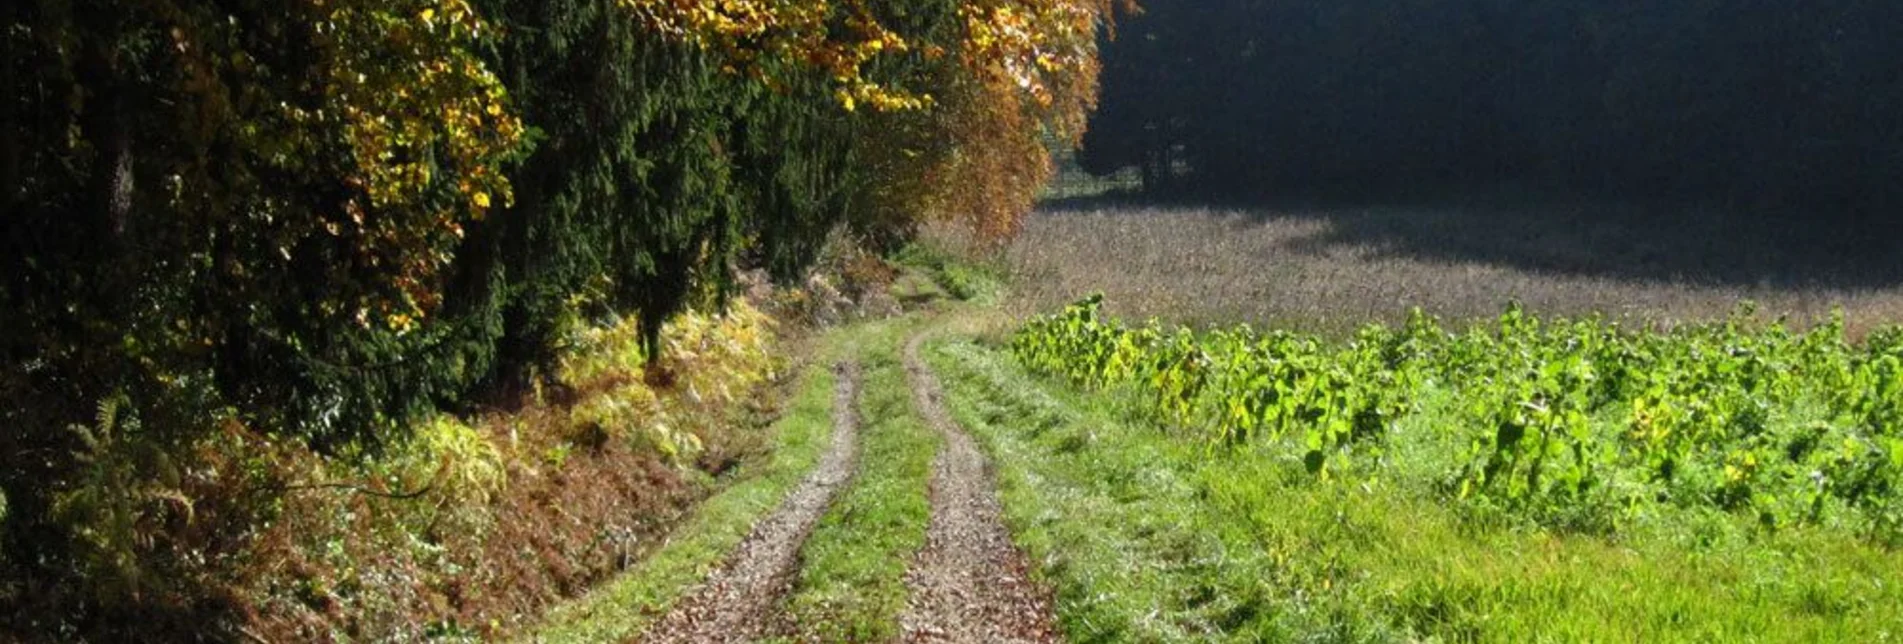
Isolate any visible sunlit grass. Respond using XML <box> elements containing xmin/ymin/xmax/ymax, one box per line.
<box><xmin>930</xmin><ymin>336</ymin><xmax>1903</xmax><ymax>642</ymax></box>
<box><xmin>778</xmin><ymin>318</ymin><xmax>940</xmax><ymax>641</ymax></box>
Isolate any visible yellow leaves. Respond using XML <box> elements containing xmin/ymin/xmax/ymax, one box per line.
<box><xmin>618</xmin><ymin>0</ymin><xmax>929</xmax><ymax>114</ymax></box>
<box><xmin>958</xmin><ymin>0</ymin><xmax>1111</xmax><ymax>136</ymax></box>
<box><xmin>388</xmin><ymin>312</ymin><xmax>417</xmax><ymax>334</ymax></box>
<box><xmin>276</xmin><ymin>0</ymin><xmax>526</xmax><ymax>324</ymax></box>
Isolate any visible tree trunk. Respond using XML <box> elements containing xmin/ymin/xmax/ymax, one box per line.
<box><xmin>1</xmin><ymin>9</ymin><xmax>19</xmax><ymax>221</ymax></box>
<box><xmin>79</xmin><ymin>17</ymin><xmax>133</xmax><ymax>255</ymax></box>
<box><xmin>1140</xmin><ymin>148</ymin><xmax>1159</xmax><ymax>194</ymax></box>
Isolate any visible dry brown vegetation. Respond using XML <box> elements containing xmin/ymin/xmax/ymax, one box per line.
<box><xmin>1007</xmin><ymin>201</ymin><xmax>1903</xmax><ymax>338</ymax></box>
<box><xmin>239</xmin><ymin>305</ymin><xmax>791</xmax><ymax>642</ymax></box>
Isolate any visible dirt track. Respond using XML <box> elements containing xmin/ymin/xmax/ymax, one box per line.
<box><xmin>639</xmin><ymin>362</ymin><xmax>862</xmax><ymax>644</ymax></box>
<box><xmin>898</xmin><ymin>335</ymin><xmax>1061</xmax><ymax>644</ymax></box>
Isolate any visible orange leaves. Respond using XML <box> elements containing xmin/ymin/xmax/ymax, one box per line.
<box><xmin>812</xmin><ymin>0</ymin><xmax>1118</xmax><ymax>248</ymax></box>
<box><xmin>612</xmin><ymin>0</ymin><xmax>1114</xmax><ymax>123</ymax></box>
<box><xmin>959</xmin><ymin>0</ymin><xmax>1114</xmax><ymax>142</ymax></box>
<box><xmin>910</xmin><ymin>0</ymin><xmax>1114</xmax><ymax>243</ymax></box>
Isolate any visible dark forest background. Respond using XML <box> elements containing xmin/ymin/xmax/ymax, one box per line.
<box><xmin>1077</xmin><ymin>1</ymin><xmax>1903</xmax><ymax>228</ymax></box>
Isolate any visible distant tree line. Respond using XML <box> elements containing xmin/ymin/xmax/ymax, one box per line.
<box><xmin>1</xmin><ymin>0</ymin><xmax>1109</xmax><ymax>629</ymax></box>
<box><xmin>1079</xmin><ymin>0</ymin><xmax>1903</xmax><ymax>222</ymax></box>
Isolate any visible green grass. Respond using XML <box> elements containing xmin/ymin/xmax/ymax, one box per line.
<box><xmin>928</xmin><ymin>337</ymin><xmax>1903</xmax><ymax>642</ymax></box>
<box><xmin>927</xmin><ymin>337</ymin><xmax>1291</xmax><ymax>641</ymax></box>
<box><xmin>888</xmin><ymin>269</ymin><xmax>951</xmax><ymax>307</ymax></box>
<box><xmin>522</xmin><ymin>341</ymin><xmax>849</xmax><ymax>642</ymax></box>
<box><xmin>777</xmin><ymin>318</ymin><xmax>941</xmax><ymax>641</ymax></box>
<box><xmin>895</xmin><ymin>241</ymin><xmax>1008</xmax><ymax>306</ymax></box>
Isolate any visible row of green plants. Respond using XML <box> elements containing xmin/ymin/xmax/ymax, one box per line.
<box><xmin>1012</xmin><ymin>296</ymin><xmax>1903</xmax><ymax>538</ymax></box>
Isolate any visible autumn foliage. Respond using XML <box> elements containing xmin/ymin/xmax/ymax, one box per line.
<box><xmin>0</xmin><ymin>0</ymin><xmax>1113</xmax><ymax>637</ymax></box>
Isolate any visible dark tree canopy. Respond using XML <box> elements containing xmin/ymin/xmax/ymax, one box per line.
<box><xmin>1081</xmin><ymin>0</ymin><xmax>1903</xmax><ymax>221</ymax></box>
<box><xmin>0</xmin><ymin>0</ymin><xmax>1113</xmax><ymax>634</ymax></box>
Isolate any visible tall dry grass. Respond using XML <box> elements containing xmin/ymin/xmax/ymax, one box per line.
<box><xmin>1006</xmin><ymin>202</ymin><xmax>1903</xmax><ymax>338</ymax></box>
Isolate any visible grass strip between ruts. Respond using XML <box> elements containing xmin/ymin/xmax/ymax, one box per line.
<box><xmin>773</xmin><ymin>318</ymin><xmax>941</xmax><ymax>642</ymax></box>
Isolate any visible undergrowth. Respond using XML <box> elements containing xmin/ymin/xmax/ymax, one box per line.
<box><xmin>526</xmin><ymin>334</ymin><xmax>841</xmax><ymax>643</ymax></box>
<box><xmin>10</xmin><ymin>302</ymin><xmax>787</xmax><ymax>642</ymax></box>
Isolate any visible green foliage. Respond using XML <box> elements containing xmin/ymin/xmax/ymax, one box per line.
<box><xmin>390</xmin><ymin>415</ymin><xmax>507</xmax><ymax>507</ymax></box>
<box><xmin>1014</xmin><ymin>297</ymin><xmax>1903</xmax><ymax>538</ymax></box>
<box><xmin>51</xmin><ymin>394</ymin><xmax>191</xmax><ymax>604</ymax></box>
<box><xmin>1</xmin><ymin>0</ymin><xmax>1110</xmax><ymax>634</ymax></box>
<box><xmin>954</xmin><ymin>328</ymin><xmax>1903</xmax><ymax>641</ymax></box>
<box><xmin>558</xmin><ymin>303</ymin><xmax>776</xmax><ymax>464</ymax></box>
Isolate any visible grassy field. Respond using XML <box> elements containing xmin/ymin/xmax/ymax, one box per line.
<box><xmin>931</xmin><ymin>334</ymin><xmax>1903</xmax><ymax>642</ymax></box>
<box><xmin>1008</xmin><ymin>202</ymin><xmax>1903</xmax><ymax>339</ymax></box>
<box><xmin>915</xmin><ymin>203</ymin><xmax>1903</xmax><ymax>641</ymax></box>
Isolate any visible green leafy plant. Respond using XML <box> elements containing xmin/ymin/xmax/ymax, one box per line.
<box><xmin>52</xmin><ymin>393</ymin><xmax>193</xmax><ymax>603</ymax></box>
<box><xmin>1013</xmin><ymin>297</ymin><xmax>1903</xmax><ymax>535</ymax></box>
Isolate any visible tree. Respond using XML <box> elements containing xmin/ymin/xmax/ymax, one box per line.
<box><xmin>1078</xmin><ymin>0</ymin><xmax>1903</xmax><ymax>220</ymax></box>
<box><xmin>2</xmin><ymin>0</ymin><xmax>1118</xmax><ymax>632</ymax></box>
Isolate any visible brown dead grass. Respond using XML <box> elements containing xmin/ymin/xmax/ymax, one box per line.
<box><xmin>242</xmin><ymin>319</ymin><xmax>801</xmax><ymax>642</ymax></box>
<box><xmin>1007</xmin><ymin>203</ymin><xmax>1903</xmax><ymax>338</ymax></box>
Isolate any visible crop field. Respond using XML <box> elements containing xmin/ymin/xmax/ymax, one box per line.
<box><xmin>922</xmin><ymin>203</ymin><xmax>1903</xmax><ymax>640</ymax></box>
<box><xmin>1015</xmin><ymin>296</ymin><xmax>1903</xmax><ymax>536</ymax></box>
<box><xmin>1008</xmin><ymin>204</ymin><xmax>1903</xmax><ymax>339</ymax></box>
<box><xmin>932</xmin><ymin>327</ymin><xmax>1903</xmax><ymax>641</ymax></box>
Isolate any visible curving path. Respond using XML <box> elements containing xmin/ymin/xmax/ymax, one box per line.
<box><xmin>898</xmin><ymin>335</ymin><xmax>1062</xmax><ymax>643</ymax></box>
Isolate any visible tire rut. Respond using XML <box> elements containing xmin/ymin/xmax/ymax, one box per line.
<box><xmin>899</xmin><ymin>335</ymin><xmax>1062</xmax><ymax>644</ymax></box>
<box><xmin>638</xmin><ymin>361</ymin><xmax>862</xmax><ymax>644</ymax></box>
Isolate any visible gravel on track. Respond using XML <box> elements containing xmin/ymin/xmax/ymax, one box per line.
<box><xmin>899</xmin><ymin>335</ymin><xmax>1062</xmax><ymax>644</ymax></box>
<box><xmin>639</xmin><ymin>361</ymin><xmax>862</xmax><ymax>644</ymax></box>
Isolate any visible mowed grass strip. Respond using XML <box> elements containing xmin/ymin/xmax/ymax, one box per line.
<box><xmin>525</xmin><ymin>344</ymin><xmax>847</xmax><ymax>643</ymax></box>
<box><xmin>777</xmin><ymin>319</ymin><xmax>940</xmax><ymax>641</ymax></box>
<box><xmin>929</xmin><ymin>338</ymin><xmax>1903</xmax><ymax>642</ymax></box>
